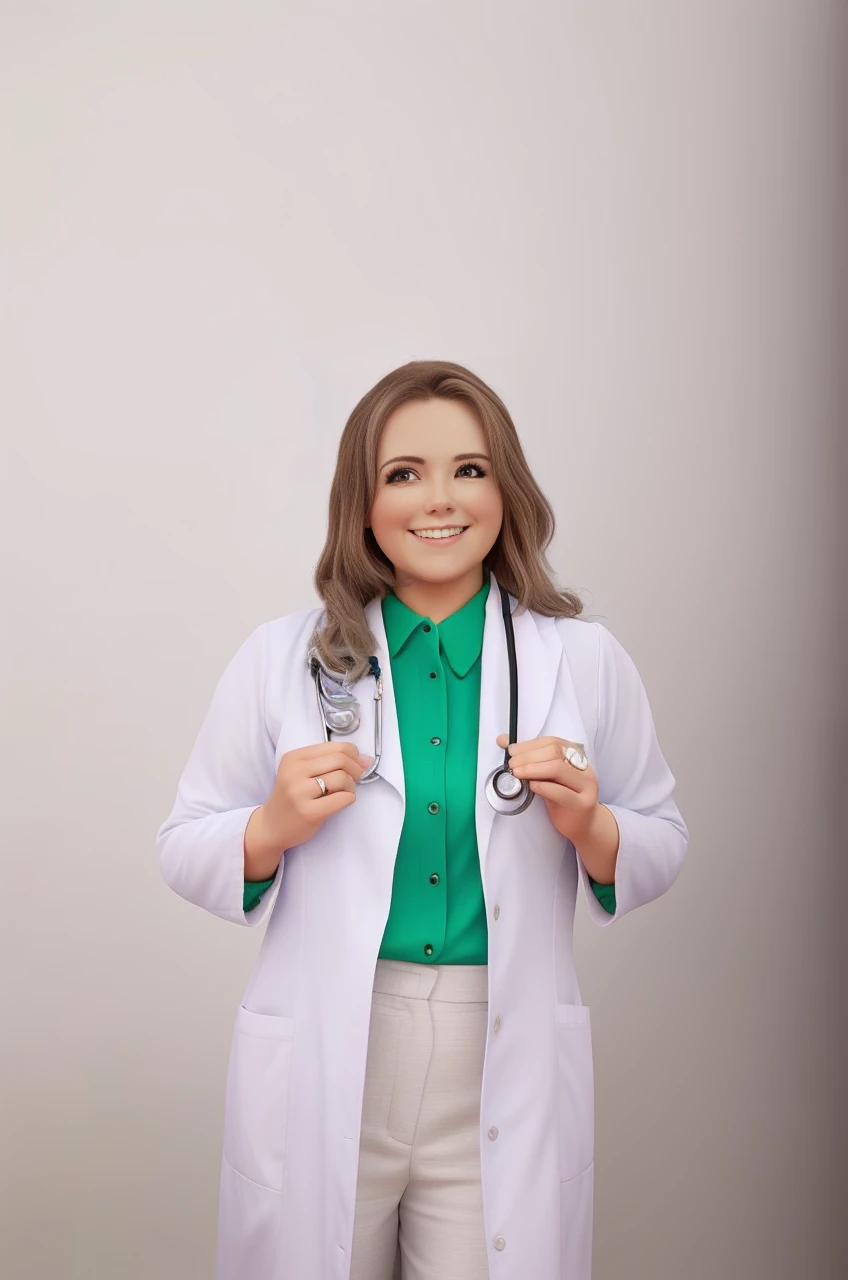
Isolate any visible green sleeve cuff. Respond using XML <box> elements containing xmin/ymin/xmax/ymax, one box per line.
<box><xmin>243</xmin><ymin>874</ymin><xmax>277</xmax><ymax>914</ymax></box>
<box><xmin>589</xmin><ymin>876</ymin><xmax>616</xmax><ymax>915</ymax></box>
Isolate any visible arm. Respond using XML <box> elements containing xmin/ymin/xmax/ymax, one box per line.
<box><xmin>588</xmin><ymin>875</ymin><xmax>617</xmax><ymax>915</ymax></box>
<box><xmin>156</xmin><ymin>622</ymin><xmax>283</xmax><ymax>928</ymax></box>
<box><xmin>577</xmin><ymin>623</ymin><xmax>689</xmax><ymax>928</ymax></box>
<box><xmin>244</xmin><ymin>874</ymin><xmax>277</xmax><ymax>914</ymax></box>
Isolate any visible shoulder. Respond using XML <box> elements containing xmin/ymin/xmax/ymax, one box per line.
<box><xmin>516</xmin><ymin>609</ymin><xmax>605</xmax><ymax>669</ymax></box>
<box><xmin>225</xmin><ymin>606</ymin><xmax>323</xmax><ymax>673</ymax></box>
<box><xmin>551</xmin><ymin>614</ymin><xmax>638</xmax><ymax>672</ymax></box>
<box><xmin>264</xmin><ymin>605</ymin><xmax>324</xmax><ymax>652</ymax></box>
<box><xmin>551</xmin><ymin>614</ymin><xmax>602</xmax><ymax>658</ymax></box>
<box><xmin>548</xmin><ymin>615</ymin><xmax>644</xmax><ymax>703</ymax></box>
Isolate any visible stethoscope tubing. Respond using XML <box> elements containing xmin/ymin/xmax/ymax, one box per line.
<box><xmin>310</xmin><ymin>582</ymin><xmax>534</xmax><ymax>814</ymax></box>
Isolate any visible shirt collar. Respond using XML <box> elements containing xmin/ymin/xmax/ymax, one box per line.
<box><xmin>381</xmin><ymin>575</ymin><xmax>491</xmax><ymax>677</ymax></box>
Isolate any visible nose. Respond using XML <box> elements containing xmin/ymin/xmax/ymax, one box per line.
<box><xmin>424</xmin><ymin>496</ymin><xmax>454</xmax><ymax>515</ymax></box>
<box><xmin>422</xmin><ymin>476</ymin><xmax>456</xmax><ymax>512</ymax></box>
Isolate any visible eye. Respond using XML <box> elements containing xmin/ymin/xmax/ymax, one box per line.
<box><xmin>457</xmin><ymin>462</ymin><xmax>487</xmax><ymax>478</ymax></box>
<box><xmin>385</xmin><ymin>466</ymin><xmax>416</xmax><ymax>484</ymax></box>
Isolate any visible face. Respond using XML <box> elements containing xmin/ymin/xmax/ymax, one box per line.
<box><xmin>367</xmin><ymin>398</ymin><xmax>504</xmax><ymax>595</ymax></box>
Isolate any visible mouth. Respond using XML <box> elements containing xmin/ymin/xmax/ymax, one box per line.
<box><xmin>409</xmin><ymin>526</ymin><xmax>469</xmax><ymax>544</ymax></box>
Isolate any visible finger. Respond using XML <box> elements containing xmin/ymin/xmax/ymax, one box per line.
<box><xmin>510</xmin><ymin>760</ymin><xmax>587</xmax><ymax>793</ymax></box>
<box><xmin>319</xmin><ymin>790</ymin><xmax>357</xmax><ymax>817</ymax></box>
<box><xmin>301</xmin><ymin>750</ymin><xmax>370</xmax><ymax>781</ymax></box>
<box><xmin>508</xmin><ymin>743</ymin><xmax>568</xmax><ymax>768</ymax></box>
<box><xmin>529</xmin><ymin>779</ymin><xmax>585</xmax><ymax>806</ymax></box>
<box><xmin>290</xmin><ymin>740</ymin><xmax>364</xmax><ymax>761</ymax></box>
<box><xmin>511</xmin><ymin>742</ymin><xmax>591</xmax><ymax>773</ymax></box>
<box><xmin>509</xmin><ymin>736</ymin><xmax>584</xmax><ymax>756</ymax></box>
<box><xmin>304</xmin><ymin>769</ymin><xmax>357</xmax><ymax>798</ymax></box>
<box><xmin>511</xmin><ymin>745</ymin><xmax>594</xmax><ymax>773</ymax></box>
<box><xmin>495</xmin><ymin>732</ymin><xmax>555</xmax><ymax>761</ymax></box>
<box><xmin>496</xmin><ymin>734</ymin><xmax>572</xmax><ymax>758</ymax></box>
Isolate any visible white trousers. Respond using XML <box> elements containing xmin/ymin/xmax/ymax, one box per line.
<box><xmin>349</xmin><ymin>958</ymin><xmax>491</xmax><ymax>1280</ymax></box>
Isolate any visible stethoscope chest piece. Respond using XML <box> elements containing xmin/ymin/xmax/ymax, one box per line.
<box><xmin>484</xmin><ymin>762</ymin><xmax>532</xmax><ymax>814</ymax></box>
<box><xmin>485</xmin><ymin>765</ymin><xmax>533</xmax><ymax>815</ymax></box>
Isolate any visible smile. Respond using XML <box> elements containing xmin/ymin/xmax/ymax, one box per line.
<box><xmin>410</xmin><ymin>526</ymin><xmax>468</xmax><ymax>542</ymax></box>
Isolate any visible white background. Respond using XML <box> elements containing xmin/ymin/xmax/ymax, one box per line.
<box><xmin>2</xmin><ymin>2</ymin><xmax>844</xmax><ymax>1277</ymax></box>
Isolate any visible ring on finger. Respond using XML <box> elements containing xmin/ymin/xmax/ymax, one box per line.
<box><xmin>313</xmin><ymin>775</ymin><xmax>327</xmax><ymax>797</ymax></box>
<box><xmin>562</xmin><ymin>743</ymin><xmax>589</xmax><ymax>771</ymax></box>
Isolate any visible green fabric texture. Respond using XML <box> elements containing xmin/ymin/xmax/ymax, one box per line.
<box><xmin>377</xmin><ymin>576</ymin><xmax>491</xmax><ymax>963</ymax></box>
<box><xmin>243</xmin><ymin>583</ymin><xmax>617</xmax><ymax>922</ymax></box>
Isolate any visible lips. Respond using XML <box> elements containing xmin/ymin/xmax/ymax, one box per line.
<box><xmin>410</xmin><ymin>526</ymin><xmax>468</xmax><ymax>542</ymax></box>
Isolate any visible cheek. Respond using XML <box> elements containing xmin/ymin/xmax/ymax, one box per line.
<box><xmin>474</xmin><ymin>486</ymin><xmax>503</xmax><ymax>526</ymax></box>
<box><xmin>370</xmin><ymin>489</ymin><xmax>409</xmax><ymax>532</ymax></box>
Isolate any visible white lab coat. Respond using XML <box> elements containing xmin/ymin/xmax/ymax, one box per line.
<box><xmin>157</xmin><ymin>572</ymin><xmax>688</xmax><ymax>1279</ymax></box>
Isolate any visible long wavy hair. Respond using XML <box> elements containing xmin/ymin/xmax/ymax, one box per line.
<box><xmin>311</xmin><ymin>359</ymin><xmax>584</xmax><ymax>680</ymax></box>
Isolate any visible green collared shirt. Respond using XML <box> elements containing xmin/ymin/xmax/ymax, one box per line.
<box><xmin>377</xmin><ymin>576</ymin><xmax>492</xmax><ymax>963</ymax></box>
<box><xmin>243</xmin><ymin>584</ymin><xmax>617</xmax><ymax>926</ymax></box>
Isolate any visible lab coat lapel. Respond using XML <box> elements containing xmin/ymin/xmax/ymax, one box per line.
<box><xmin>363</xmin><ymin>595</ymin><xmax>405</xmax><ymax>803</ymax></box>
<box><xmin>475</xmin><ymin>571</ymin><xmax>563</xmax><ymax>871</ymax></box>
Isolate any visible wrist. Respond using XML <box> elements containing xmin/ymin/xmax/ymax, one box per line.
<box><xmin>575</xmin><ymin>803</ymin><xmax>620</xmax><ymax>884</ymax></box>
<box><xmin>244</xmin><ymin>805</ymin><xmax>285</xmax><ymax>881</ymax></box>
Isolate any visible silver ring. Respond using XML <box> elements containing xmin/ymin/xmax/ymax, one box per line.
<box><xmin>313</xmin><ymin>775</ymin><xmax>327</xmax><ymax>797</ymax></box>
<box><xmin>562</xmin><ymin>743</ymin><xmax>589</xmax><ymax>771</ymax></box>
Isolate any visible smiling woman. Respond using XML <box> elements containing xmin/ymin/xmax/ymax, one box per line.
<box><xmin>312</xmin><ymin>360</ymin><xmax>583</xmax><ymax>680</ymax></box>
<box><xmin>367</xmin><ymin>398</ymin><xmax>505</xmax><ymax>623</ymax></box>
<box><xmin>157</xmin><ymin>357</ymin><xmax>689</xmax><ymax>1280</ymax></box>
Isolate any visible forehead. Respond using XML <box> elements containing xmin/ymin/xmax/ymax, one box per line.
<box><xmin>377</xmin><ymin>398</ymin><xmax>486</xmax><ymax>457</ymax></box>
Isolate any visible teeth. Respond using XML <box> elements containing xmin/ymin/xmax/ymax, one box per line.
<box><xmin>412</xmin><ymin>527</ymin><xmax>466</xmax><ymax>539</ymax></box>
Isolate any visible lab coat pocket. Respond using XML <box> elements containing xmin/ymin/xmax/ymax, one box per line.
<box><xmin>556</xmin><ymin>1003</ymin><xmax>595</xmax><ymax>1182</ymax></box>
<box><xmin>222</xmin><ymin>1006</ymin><xmax>295</xmax><ymax>1192</ymax></box>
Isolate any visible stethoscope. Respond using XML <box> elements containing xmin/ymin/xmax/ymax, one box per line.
<box><xmin>307</xmin><ymin>581</ymin><xmax>534</xmax><ymax>815</ymax></box>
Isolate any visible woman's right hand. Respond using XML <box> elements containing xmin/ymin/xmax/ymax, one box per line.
<box><xmin>243</xmin><ymin>741</ymin><xmax>373</xmax><ymax>879</ymax></box>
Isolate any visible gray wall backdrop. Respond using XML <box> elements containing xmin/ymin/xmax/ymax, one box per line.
<box><xmin>2</xmin><ymin>2</ymin><xmax>845</xmax><ymax>1278</ymax></box>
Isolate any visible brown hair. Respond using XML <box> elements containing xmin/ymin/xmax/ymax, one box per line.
<box><xmin>311</xmin><ymin>359</ymin><xmax>584</xmax><ymax>680</ymax></box>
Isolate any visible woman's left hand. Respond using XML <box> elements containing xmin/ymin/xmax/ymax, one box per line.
<box><xmin>495</xmin><ymin>732</ymin><xmax>603</xmax><ymax>846</ymax></box>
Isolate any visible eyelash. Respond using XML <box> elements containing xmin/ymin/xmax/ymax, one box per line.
<box><xmin>384</xmin><ymin>462</ymin><xmax>488</xmax><ymax>485</ymax></box>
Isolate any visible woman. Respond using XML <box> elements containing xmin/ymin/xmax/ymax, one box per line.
<box><xmin>157</xmin><ymin>359</ymin><xmax>689</xmax><ymax>1280</ymax></box>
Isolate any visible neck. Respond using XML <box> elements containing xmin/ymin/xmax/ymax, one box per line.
<box><xmin>391</xmin><ymin>565</ymin><xmax>486</xmax><ymax>624</ymax></box>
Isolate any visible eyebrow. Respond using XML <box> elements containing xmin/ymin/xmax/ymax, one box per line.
<box><xmin>379</xmin><ymin>453</ymin><xmax>491</xmax><ymax>471</ymax></box>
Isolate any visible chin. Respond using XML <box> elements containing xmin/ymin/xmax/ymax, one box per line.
<box><xmin>407</xmin><ymin>563</ymin><xmax>479</xmax><ymax>584</ymax></box>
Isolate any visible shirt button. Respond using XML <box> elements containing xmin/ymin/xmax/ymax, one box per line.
<box><xmin>424</xmin><ymin>944</ymin><xmax>434</xmax><ymax>957</ymax></box>
<box><xmin>428</xmin><ymin>802</ymin><xmax>440</xmax><ymax>814</ymax></box>
<box><xmin>423</xmin><ymin>624</ymin><xmax>431</xmax><ymax>632</ymax></box>
<box><xmin>493</xmin><ymin>1236</ymin><xmax>506</xmax><ymax>1251</ymax></box>
<box><xmin>488</xmin><ymin>1125</ymin><xmax>499</xmax><ymax>1141</ymax></box>
<box><xmin>429</xmin><ymin>671</ymin><xmax>438</xmax><ymax>679</ymax></box>
<box><xmin>493</xmin><ymin>1015</ymin><xmax>501</xmax><ymax>1033</ymax></box>
<box><xmin>493</xmin><ymin>904</ymin><xmax>500</xmax><ymax>920</ymax></box>
<box><xmin>430</xmin><ymin>736</ymin><xmax>442</xmax><ymax>746</ymax></box>
<box><xmin>429</xmin><ymin>873</ymin><xmax>440</xmax><ymax>885</ymax></box>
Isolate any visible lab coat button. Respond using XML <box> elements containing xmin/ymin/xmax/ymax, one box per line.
<box><xmin>424</xmin><ymin>944</ymin><xmax>434</xmax><ymax>956</ymax></box>
<box><xmin>487</xmin><ymin>1125</ymin><xmax>499</xmax><ymax>1141</ymax></box>
<box><xmin>493</xmin><ymin>1015</ymin><xmax>501</xmax><ymax>1033</ymax></box>
<box><xmin>493</xmin><ymin>1236</ymin><xmax>506</xmax><ymax>1251</ymax></box>
<box><xmin>493</xmin><ymin>904</ymin><xmax>500</xmax><ymax>920</ymax></box>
